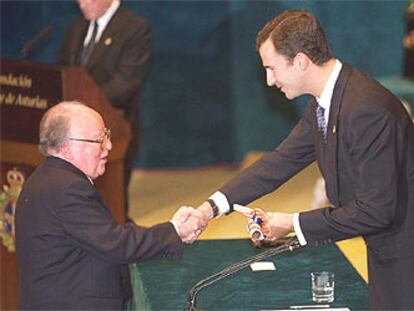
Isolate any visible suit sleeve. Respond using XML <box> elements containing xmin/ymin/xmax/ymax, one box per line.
<box><xmin>58</xmin><ymin>178</ymin><xmax>182</xmax><ymax>264</ymax></box>
<box><xmin>220</xmin><ymin>106</ymin><xmax>316</xmax><ymax>211</ymax></box>
<box><xmin>99</xmin><ymin>19</ymin><xmax>151</xmax><ymax>109</ymax></box>
<box><xmin>299</xmin><ymin>106</ymin><xmax>410</xmax><ymax>245</ymax></box>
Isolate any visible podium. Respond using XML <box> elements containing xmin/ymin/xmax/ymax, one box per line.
<box><xmin>0</xmin><ymin>59</ymin><xmax>131</xmax><ymax>309</ymax></box>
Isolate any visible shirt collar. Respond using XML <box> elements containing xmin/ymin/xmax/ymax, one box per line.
<box><xmin>86</xmin><ymin>175</ymin><xmax>94</xmax><ymax>184</ymax></box>
<box><xmin>95</xmin><ymin>0</ymin><xmax>120</xmax><ymax>31</ymax></box>
<box><xmin>316</xmin><ymin>59</ymin><xmax>342</xmax><ymax>112</ymax></box>
<box><xmin>86</xmin><ymin>0</ymin><xmax>120</xmax><ymax>43</ymax></box>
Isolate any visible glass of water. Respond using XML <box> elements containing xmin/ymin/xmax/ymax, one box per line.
<box><xmin>311</xmin><ymin>271</ymin><xmax>335</xmax><ymax>303</ymax></box>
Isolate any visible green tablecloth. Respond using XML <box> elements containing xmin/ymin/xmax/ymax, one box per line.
<box><xmin>128</xmin><ymin>239</ymin><xmax>368</xmax><ymax>311</ymax></box>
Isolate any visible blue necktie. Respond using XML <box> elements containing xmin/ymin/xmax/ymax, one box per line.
<box><xmin>316</xmin><ymin>104</ymin><xmax>327</xmax><ymax>141</ymax></box>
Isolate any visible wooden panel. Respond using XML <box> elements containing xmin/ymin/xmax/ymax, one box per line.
<box><xmin>0</xmin><ymin>60</ymin><xmax>62</xmax><ymax>144</ymax></box>
<box><xmin>0</xmin><ymin>163</ymin><xmax>34</xmax><ymax>309</ymax></box>
<box><xmin>0</xmin><ymin>247</ymin><xmax>18</xmax><ymax>309</ymax></box>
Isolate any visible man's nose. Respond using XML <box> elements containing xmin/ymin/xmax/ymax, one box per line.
<box><xmin>104</xmin><ymin>137</ymin><xmax>112</xmax><ymax>151</ymax></box>
<box><xmin>266</xmin><ymin>71</ymin><xmax>275</xmax><ymax>86</ymax></box>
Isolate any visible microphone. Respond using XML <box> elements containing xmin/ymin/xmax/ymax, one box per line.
<box><xmin>182</xmin><ymin>237</ymin><xmax>301</xmax><ymax>311</ymax></box>
<box><xmin>20</xmin><ymin>25</ymin><xmax>53</xmax><ymax>60</ymax></box>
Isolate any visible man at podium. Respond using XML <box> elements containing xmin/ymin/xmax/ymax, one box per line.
<box><xmin>14</xmin><ymin>101</ymin><xmax>206</xmax><ymax>309</ymax></box>
<box><xmin>58</xmin><ymin>0</ymin><xmax>151</xmax><ymax>218</ymax></box>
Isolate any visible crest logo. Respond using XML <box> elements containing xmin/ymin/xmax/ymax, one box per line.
<box><xmin>0</xmin><ymin>168</ymin><xmax>25</xmax><ymax>252</ymax></box>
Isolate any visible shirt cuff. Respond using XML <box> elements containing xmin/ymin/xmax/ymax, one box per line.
<box><xmin>169</xmin><ymin>220</ymin><xmax>180</xmax><ymax>237</ymax></box>
<box><xmin>293</xmin><ymin>213</ymin><xmax>307</xmax><ymax>246</ymax></box>
<box><xmin>209</xmin><ymin>191</ymin><xmax>231</xmax><ymax>216</ymax></box>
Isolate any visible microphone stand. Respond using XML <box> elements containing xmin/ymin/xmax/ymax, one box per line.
<box><xmin>183</xmin><ymin>237</ymin><xmax>302</xmax><ymax>311</ymax></box>
<box><xmin>20</xmin><ymin>25</ymin><xmax>53</xmax><ymax>60</ymax></box>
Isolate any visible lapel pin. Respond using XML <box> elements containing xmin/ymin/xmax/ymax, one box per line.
<box><xmin>332</xmin><ymin>125</ymin><xmax>336</xmax><ymax>134</ymax></box>
<box><xmin>104</xmin><ymin>37</ymin><xmax>112</xmax><ymax>46</ymax></box>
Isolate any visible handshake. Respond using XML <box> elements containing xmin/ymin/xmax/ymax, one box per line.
<box><xmin>170</xmin><ymin>202</ymin><xmax>294</xmax><ymax>245</ymax></box>
<box><xmin>170</xmin><ymin>206</ymin><xmax>209</xmax><ymax>244</ymax></box>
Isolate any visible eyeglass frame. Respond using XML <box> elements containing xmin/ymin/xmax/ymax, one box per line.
<box><xmin>69</xmin><ymin>128</ymin><xmax>111</xmax><ymax>148</ymax></box>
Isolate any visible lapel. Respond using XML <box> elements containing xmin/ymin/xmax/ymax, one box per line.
<box><xmin>84</xmin><ymin>5</ymin><xmax>125</xmax><ymax>70</ymax></box>
<box><xmin>322</xmin><ymin>63</ymin><xmax>353</xmax><ymax>207</ymax></box>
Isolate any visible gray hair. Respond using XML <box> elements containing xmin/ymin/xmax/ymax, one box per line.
<box><xmin>38</xmin><ymin>100</ymin><xmax>86</xmax><ymax>156</ymax></box>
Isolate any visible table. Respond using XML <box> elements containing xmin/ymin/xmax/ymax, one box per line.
<box><xmin>127</xmin><ymin>239</ymin><xmax>368</xmax><ymax>311</ymax></box>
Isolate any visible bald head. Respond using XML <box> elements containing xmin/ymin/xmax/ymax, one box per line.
<box><xmin>39</xmin><ymin>101</ymin><xmax>101</xmax><ymax>155</ymax></box>
<box><xmin>39</xmin><ymin>100</ymin><xmax>112</xmax><ymax>179</ymax></box>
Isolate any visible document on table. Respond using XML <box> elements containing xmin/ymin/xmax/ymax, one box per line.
<box><xmin>261</xmin><ymin>308</ymin><xmax>350</xmax><ymax>311</ymax></box>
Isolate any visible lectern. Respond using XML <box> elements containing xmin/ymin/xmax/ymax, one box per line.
<box><xmin>0</xmin><ymin>59</ymin><xmax>131</xmax><ymax>309</ymax></box>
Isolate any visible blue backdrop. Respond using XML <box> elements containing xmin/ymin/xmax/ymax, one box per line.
<box><xmin>0</xmin><ymin>0</ymin><xmax>407</xmax><ymax>168</ymax></box>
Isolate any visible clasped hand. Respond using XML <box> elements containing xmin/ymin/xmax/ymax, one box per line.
<box><xmin>170</xmin><ymin>204</ymin><xmax>295</xmax><ymax>244</ymax></box>
<box><xmin>170</xmin><ymin>206</ymin><xmax>208</xmax><ymax>244</ymax></box>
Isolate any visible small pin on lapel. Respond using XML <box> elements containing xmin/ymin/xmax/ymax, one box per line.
<box><xmin>104</xmin><ymin>37</ymin><xmax>112</xmax><ymax>46</ymax></box>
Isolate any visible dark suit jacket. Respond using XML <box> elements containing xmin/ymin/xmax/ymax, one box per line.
<box><xmin>220</xmin><ymin>64</ymin><xmax>414</xmax><ymax>309</ymax></box>
<box><xmin>58</xmin><ymin>4</ymin><xmax>151</xmax><ymax>185</ymax></box>
<box><xmin>15</xmin><ymin>156</ymin><xmax>182</xmax><ymax>309</ymax></box>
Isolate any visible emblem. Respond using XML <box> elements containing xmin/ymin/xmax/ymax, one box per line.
<box><xmin>104</xmin><ymin>37</ymin><xmax>112</xmax><ymax>46</ymax></box>
<box><xmin>0</xmin><ymin>168</ymin><xmax>25</xmax><ymax>252</ymax></box>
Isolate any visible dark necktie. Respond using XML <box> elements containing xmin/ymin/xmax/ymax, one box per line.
<box><xmin>80</xmin><ymin>21</ymin><xmax>98</xmax><ymax>66</ymax></box>
<box><xmin>316</xmin><ymin>104</ymin><xmax>327</xmax><ymax>141</ymax></box>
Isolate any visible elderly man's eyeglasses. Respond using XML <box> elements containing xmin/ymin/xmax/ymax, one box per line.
<box><xmin>69</xmin><ymin>128</ymin><xmax>111</xmax><ymax>149</ymax></box>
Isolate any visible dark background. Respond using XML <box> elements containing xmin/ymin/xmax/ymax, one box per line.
<box><xmin>0</xmin><ymin>0</ymin><xmax>407</xmax><ymax>168</ymax></box>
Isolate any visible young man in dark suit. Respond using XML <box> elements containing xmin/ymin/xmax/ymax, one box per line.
<box><xmin>15</xmin><ymin>101</ymin><xmax>206</xmax><ymax>309</ymax></box>
<box><xmin>58</xmin><ymin>0</ymin><xmax>151</xmax><ymax>218</ymax></box>
<box><xmin>197</xmin><ymin>10</ymin><xmax>414</xmax><ymax>309</ymax></box>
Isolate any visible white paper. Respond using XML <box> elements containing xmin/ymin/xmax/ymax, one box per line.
<box><xmin>250</xmin><ymin>261</ymin><xmax>276</xmax><ymax>271</ymax></box>
<box><xmin>261</xmin><ymin>308</ymin><xmax>350</xmax><ymax>311</ymax></box>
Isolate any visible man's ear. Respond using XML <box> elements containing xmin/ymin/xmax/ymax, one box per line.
<box><xmin>294</xmin><ymin>52</ymin><xmax>310</xmax><ymax>70</ymax></box>
<box><xmin>60</xmin><ymin>143</ymin><xmax>73</xmax><ymax>161</ymax></box>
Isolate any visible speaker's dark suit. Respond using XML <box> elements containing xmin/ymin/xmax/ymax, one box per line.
<box><xmin>219</xmin><ymin>64</ymin><xmax>414</xmax><ymax>309</ymax></box>
<box><xmin>15</xmin><ymin>156</ymin><xmax>182</xmax><ymax>309</ymax></box>
<box><xmin>58</xmin><ymin>4</ymin><xmax>151</xmax><ymax>204</ymax></box>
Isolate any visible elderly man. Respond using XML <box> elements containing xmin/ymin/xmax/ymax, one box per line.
<box><xmin>15</xmin><ymin>101</ymin><xmax>205</xmax><ymax>309</ymax></box>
